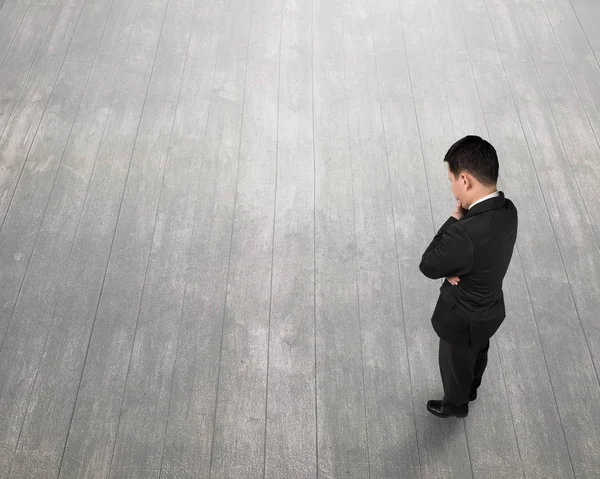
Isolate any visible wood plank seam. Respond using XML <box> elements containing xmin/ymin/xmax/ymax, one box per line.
<box><xmin>368</xmin><ymin>0</ymin><xmax>423</xmax><ymax>476</ymax></box>
<box><xmin>0</xmin><ymin>0</ymin><xmax>86</xmax><ymax>235</ymax></box>
<box><xmin>0</xmin><ymin>0</ymin><xmax>34</xmax><ymax>70</ymax></box>
<box><xmin>395</xmin><ymin>1</ymin><xmax>442</xmax><ymax>473</ymax></box>
<box><xmin>508</xmin><ymin>0</ymin><xmax>600</xmax><ymax>389</ymax></box>
<box><xmin>310</xmin><ymin>0</ymin><xmax>320</xmax><ymax>473</ymax></box>
<box><xmin>262</xmin><ymin>0</ymin><xmax>284</xmax><ymax>476</ymax></box>
<box><xmin>56</xmin><ymin>0</ymin><xmax>186</xmax><ymax>473</ymax></box>
<box><xmin>1</xmin><ymin>0</ymin><xmax>124</xmax><ymax>473</ymax></box>
<box><xmin>566</xmin><ymin>0</ymin><xmax>600</xmax><ymax>70</ymax></box>
<box><xmin>0</xmin><ymin>0</ymin><xmax>121</xmax><ymax>360</ymax></box>
<box><xmin>539</xmin><ymin>0</ymin><xmax>600</xmax><ymax>160</ymax></box>
<box><xmin>153</xmin><ymin>0</ymin><xmax>213</xmax><ymax>475</ymax></box>
<box><xmin>513</xmin><ymin>0</ymin><xmax>600</xmax><ymax>257</ymax></box>
<box><xmin>0</xmin><ymin>1</ymin><xmax>61</xmax><ymax>151</ymax></box>
<box><xmin>88</xmin><ymin>1</ymin><xmax>176</xmax><ymax>476</ymax></box>
<box><xmin>206</xmin><ymin>0</ymin><xmax>255</xmax><ymax>474</ymax></box>
<box><xmin>0</xmin><ymin>0</ymin><xmax>97</xmax><ymax>351</ymax></box>
<box><xmin>341</xmin><ymin>9</ymin><xmax>372</xmax><ymax>479</ymax></box>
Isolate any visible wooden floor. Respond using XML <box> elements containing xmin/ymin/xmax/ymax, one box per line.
<box><xmin>1</xmin><ymin>0</ymin><xmax>600</xmax><ymax>477</ymax></box>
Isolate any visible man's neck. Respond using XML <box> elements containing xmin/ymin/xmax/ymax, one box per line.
<box><xmin>468</xmin><ymin>188</ymin><xmax>498</xmax><ymax>209</ymax></box>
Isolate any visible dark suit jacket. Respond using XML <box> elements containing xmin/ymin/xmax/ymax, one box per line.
<box><xmin>419</xmin><ymin>192</ymin><xmax>518</xmax><ymax>347</ymax></box>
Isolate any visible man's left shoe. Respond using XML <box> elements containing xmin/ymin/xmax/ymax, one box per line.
<box><xmin>427</xmin><ymin>400</ymin><xmax>468</xmax><ymax>418</ymax></box>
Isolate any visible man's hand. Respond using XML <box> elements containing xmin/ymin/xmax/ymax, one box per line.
<box><xmin>447</xmin><ymin>276</ymin><xmax>460</xmax><ymax>286</ymax></box>
<box><xmin>452</xmin><ymin>200</ymin><xmax>466</xmax><ymax>220</ymax></box>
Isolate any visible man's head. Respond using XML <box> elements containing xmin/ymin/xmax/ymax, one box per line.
<box><xmin>444</xmin><ymin>135</ymin><xmax>499</xmax><ymax>208</ymax></box>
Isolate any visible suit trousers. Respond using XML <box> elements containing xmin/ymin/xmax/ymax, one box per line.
<box><xmin>439</xmin><ymin>338</ymin><xmax>490</xmax><ymax>407</ymax></box>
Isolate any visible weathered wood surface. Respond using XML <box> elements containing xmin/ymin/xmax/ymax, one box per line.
<box><xmin>1</xmin><ymin>0</ymin><xmax>599</xmax><ymax>477</ymax></box>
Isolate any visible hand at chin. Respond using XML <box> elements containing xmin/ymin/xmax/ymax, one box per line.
<box><xmin>452</xmin><ymin>200</ymin><xmax>465</xmax><ymax>220</ymax></box>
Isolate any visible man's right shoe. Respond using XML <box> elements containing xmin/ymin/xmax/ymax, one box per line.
<box><xmin>427</xmin><ymin>400</ymin><xmax>468</xmax><ymax>418</ymax></box>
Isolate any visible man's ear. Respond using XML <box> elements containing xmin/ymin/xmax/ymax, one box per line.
<box><xmin>460</xmin><ymin>172</ymin><xmax>472</xmax><ymax>190</ymax></box>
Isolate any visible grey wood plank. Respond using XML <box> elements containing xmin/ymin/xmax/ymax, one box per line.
<box><xmin>208</xmin><ymin>1</ymin><xmax>279</xmax><ymax>477</ymax></box>
<box><xmin>0</xmin><ymin>0</ymin><xmax>114</xmax><ymax>381</ymax></box>
<box><xmin>496</xmin><ymin>253</ymin><xmax>574</xmax><ymax>479</ymax></box>
<box><xmin>567</xmin><ymin>1</ymin><xmax>600</xmax><ymax>66</ymax></box>
<box><xmin>0</xmin><ymin>5</ymin><xmax>55</xmax><ymax>134</ymax></box>
<box><xmin>542</xmin><ymin>0</ymin><xmax>600</xmax><ymax>153</ymax></box>
<box><xmin>0</xmin><ymin>2</ymin><xmax>30</xmax><ymax>69</ymax></box>
<box><xmin>0</xmin><ymin>63</ymin><xmax>118</xmax><ymax>479</ymax></box>
<box><xmin>37</xmin><ymin>0</ymin><xmax>87</xmax><ymax>59</ymax></box>
<box><xmin>95</xmin><ymin>0</ymin><xmax>142</xmax><ymax>65</ymax></box>
<box><xmin>371</xmin><ymin>1</ymin><xmax>439</xmax><ymax>476</ymax></box>
<box><xmin>0</xmin><ymin>56</ymin><xmax>90</xmax><ymax>363</ymax></box>
<box><xmin>512</xmin><ymin>0</ymin><xmax>600</xmax><ymax>372</ymax></box>
<box><xmin>481</xmin><ymin>0</ymin><xmax>600</xmax><ymax>475</ymax></box>
<box><xmin>515</xmin><ymin>1</ymin><xmax>600</xmax><ymax>245</ymax></box>
<box><xmin>428</xmin><ymin>0</ymin><xmax>523</xmax><ymax>476</ymax></box>
<box><xmin>0</xmin><ymin>56</ymin><xmax>61</xmax><ymax>231</ymax></box>
<box><xmin>13</xmin><ymin>0</ymin><xmax>190</xmax><ymax>477</ymax></box>
<box><xmin>51</xmin><ymin>1</ymin><xmax>193</xmax><ymax>478</ymax></box>
<box><xmin>0</xmin><ymin>0</ymin><xmax>117</xmax><ymax>347</ymax></box>
<box><xmin>454</xmin><ymin>1</ymin><xmax>577</xmax><ymax>477</ymax></box>
<box><xmin>0</xmin><ymin>53</ymin><xmax>119</xmax><ymax>477</ymax></box>
<box><xmin>8</xmin><ymin>3</ymin><xmax>140</xmax><ymax>476</ymax></box>
<box><xmin>0</xmin><ymin>0</ymin><xmax>135</xmax><ymax>470</ymax></box>
<box><xmin>0</xmin><ymin>53</ymin><xmax>64</xmax><ymax>342</ymax></box>
<box><xmin>158</xmin><ymin>1</ymin><xmax>259</xmax><ymax>476</ymax></box>
<box><xmin>71</xmin><ymin>0</ymin><xmax>139</xmax><ymax>70</ymax></box>
<box><xmin>0</xmin><ymin>61</ymin><xmax>91</xmax><ymax>478</ymax></box>
<box><xmin>0</xmin><ymin>2</ymin><xmax>50</xmax><ymax>71</ymax></box>
<box><xmin>59</xmin><ymin>0</ymin><xmax>198</xmax><ymax>473</ymax></box>
<box><xmin>396</xmin><ymin>1</ymin><xmax>472</xmax><ymax>475</ymax></box>
<box><xmin>342</xmin><ymin>0</ymin><xmax>420</xmax><ymax>477</ymax></box>
<box><xmin>0</xmin><ymin>0</ymin><xmax>165</xmax><ymax>476</ymax></box>
<box><xmin>0</xmin><ymin>0</ymin><xmax>139</xmax><ymax>360</ymax></box>
<box><xmin>313</xmin><ymin>0</ymin><xmax>369</xmax><ymax>476</ymax></box>
<box><xmin>263</xmin><ymin>0</ymin><xmax>317</xmax><ymax>476</ymax></box>
<box><xmin>109</xmin><ymin>0</ymin><xmax>250</xmax><ymax>478</ymax></box>
<box><xmin>0</xmin><ymin>0</ymin><xmax>89</xmax><ymax>232</ymax></box>
<box><xmin>3</xmin><ymin>63</ymin><xmax>99</xmax><ymax>475</ymax></box>
<box><xmin>65</xmin><ymin>1</ymin><xmax>115</xmax><ymax>64</ymax></box>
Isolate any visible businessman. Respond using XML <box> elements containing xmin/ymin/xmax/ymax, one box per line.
<box><xmin>419</xmin><ymin>135</ymin><xmax>518</xmax><ymax>418</ymax></box>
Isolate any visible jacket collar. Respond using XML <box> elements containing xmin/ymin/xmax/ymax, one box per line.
<box><xmin>464</xmin><ymin>191</ymin><xmax>506</xmax><ymax>218</ymax></box>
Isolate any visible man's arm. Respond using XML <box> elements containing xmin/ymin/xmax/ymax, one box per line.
<box><xmin>419</xmin><ymin>217</ymin><xmax>474</xmax><ymax>280</ymax></box>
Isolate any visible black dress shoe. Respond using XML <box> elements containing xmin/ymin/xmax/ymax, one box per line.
<box><xmin>469</xmin><ymin>390</ymin><xmax>477</xmax><ymax>401</ymax></box>
<box><xmin>427</xmin><ymin>400</ymin><xmax>468</xmax><ymax>418</ymax></box>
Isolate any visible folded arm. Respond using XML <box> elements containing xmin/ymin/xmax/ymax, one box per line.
<box><xmin>419</xmin><ymin>217</ymin><xmax>474</xmax><ymax>280</ymax></box>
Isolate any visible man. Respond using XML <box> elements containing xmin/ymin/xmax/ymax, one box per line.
<box><xmin>419</xmin><ymin>135</ymin><xmax>518</xmax><ymax>418</ymax></box>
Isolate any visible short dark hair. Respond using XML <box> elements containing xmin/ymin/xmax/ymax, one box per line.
<box><xmin>444</xmin><ymin>135</ymin><xmax>499</xmax><ymax>185</ymax></box>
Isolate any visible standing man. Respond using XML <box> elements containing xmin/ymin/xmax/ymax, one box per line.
<box><xmin>419</xmin><ymin>135</ymin><xmax>518</xmax><ymax>418</ymax></box>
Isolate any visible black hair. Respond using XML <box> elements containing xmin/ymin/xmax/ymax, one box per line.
<box><xmin>443</xmin><ymin>135</ymin><xmax>499</xmax><ymax>185</ymax></box>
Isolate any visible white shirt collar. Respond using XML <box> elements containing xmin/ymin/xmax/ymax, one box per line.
<box><xmin>469</xmin><ymin>190</ymin><xmax>499</xmax><ymax>210</ymax></box>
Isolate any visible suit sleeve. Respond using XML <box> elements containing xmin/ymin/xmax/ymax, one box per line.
<box><xmin>419</xmin><ymin>217</ymin><xmax>474</xmax><ymax>280</ymax></box>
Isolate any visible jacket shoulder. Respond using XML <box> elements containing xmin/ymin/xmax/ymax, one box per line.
<box><xmin>505</xmin><ymin>197</ymin><xmax>517</xmax><ymax>211</ymax></box>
